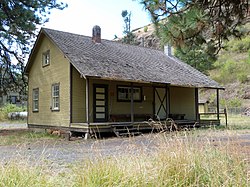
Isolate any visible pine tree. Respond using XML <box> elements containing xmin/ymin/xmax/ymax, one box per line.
<box><xmin>139</xmin><ymin>0</ymin><xmax>249</xmax><ymax>72</ymax></box>
<box><xmin>0</xmin><ymin>0</ymin><xmax>67</xmax><ymax>96</ymax></box>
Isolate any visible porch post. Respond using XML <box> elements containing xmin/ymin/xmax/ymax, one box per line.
<box><xmin>216</xmin><ymin>89</ymin><xmax>220</xmax><ymax>120</ymax></box>
<box><xmin>195</xmin><ymin>88</ymin><xmax>199</xmax><ymax>121</ymax></box>
<box><xmin>130</xmin><ymin>82</ymin><xmax>134</xmax><ymax>123</ymax></box>
<box><xmin>86</xmin><ymin>77</ymin><xmax>89</xmax><ymax>124</ymax></box>
<box><xmin>153</xmin><ymin>86</ymin><xmax>155</xmax><ymax>118</ymax></box>
<box><xmin>70</xmin><ymin>64</ymin><xmax>73</xmax><ymax>123</ymax></box>
<box><xmin>166</xmin><ymin>84</ymin><xmax>170</xmax><ymax>118</ymax></box>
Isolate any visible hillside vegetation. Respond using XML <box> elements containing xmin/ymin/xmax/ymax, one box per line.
<box><xmin>210</xmin><ymin>34</ymin><xmax>250</xmax><ymax>108</ymax></box>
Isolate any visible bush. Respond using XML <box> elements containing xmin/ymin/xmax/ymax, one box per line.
<box><xmin>227</xmin><ymin>98</ymin><xmax>242</xmax><ymax>107</ymax></box>
<box><xmin>0</xmin><ymin>104</ymin><xmax>26</xmax><ymax>121</ymax></box>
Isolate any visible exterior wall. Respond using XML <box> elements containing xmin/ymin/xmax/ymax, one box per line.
<box><xmin>71</xmin><ymin>67</ymin><xmax>86</xmax><ymax>123</ymax></box>
<box><xmin>169</xmin><ymin>87</ymin><xmax>196</xmax><ymax>120</ymax></box>
<box><xmin>28</xmin><ymin>36</ymin><xmax>70</xmax><ymax>127</ymax></box>
<box><xmin>88</xmin><ymin>79</ymin><xmax>154</xmax><ymax>122</ymax></box>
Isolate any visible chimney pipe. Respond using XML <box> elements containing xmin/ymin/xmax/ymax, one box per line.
<box><xmin>164</xmin><ymin>44</ymin><xmax>172</xmax><ymax>56</ymax></box>
<box><xmin>92</xmin><ymin>25</ymin><xmax>101</xmax><ymax>43</ymax></box>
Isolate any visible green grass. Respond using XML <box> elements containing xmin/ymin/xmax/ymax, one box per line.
<box><xmin>0</xmin><ymin>131</ymin><xmax>59</xmax><ymax>146</ymax></box>
<box><xmin>221</xmin><ymin>114</ymin><xmax>250</xmax><ymax>130</ymax></box>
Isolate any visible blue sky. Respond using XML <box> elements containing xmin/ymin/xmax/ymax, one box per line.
<box><xmin>43</xmin><ymin>0</ymin><xmax>152</xmax><ymax>39</ymax></box>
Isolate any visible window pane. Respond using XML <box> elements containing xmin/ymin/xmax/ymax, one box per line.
<box><xmin>96</xmin><ymin>113</ymin><xmax>105</xmax><ymax>119</ymax></box>
<box><xmin>117</xmin><ymin>86</ymin><xmax>141</xmax><ymax>101</ymax></box>
<box><xmin>96</xmin><ymin>100</ymin><xmax>105</xmax><ymax>106</ymax></box>
<box><xmin>43</xmin><ymin>50</ymin><xmax>50</xmax><ymax>66</ymax></box>
<box><xmin>33</xmin><ymin>89</ymin><xmax>39</xmax><ymax>111</ymax></box>
<box><xmin>96</xmin><ymin>94</ymin><xmax>105</xmax><ymax>99</ymax></box>
<box><xmin>96</xmin><ymin>107</ymin><xmax>105</xmax><ymax>112</ymax></box>
<box><xmin>96</xmin><ymin>88</ymin><xmax>105</xmax><ymax>93</ymax></box>
<box><xmin>52</xmin><ymin>84</ymin><xmax>60</xmax><ymax>110</ymax></box>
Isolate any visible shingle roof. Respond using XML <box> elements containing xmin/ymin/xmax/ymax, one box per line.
<box><xmin>28</xmin><ymin>28</ymin><xmax>223</xmax><ymax>89</ymax></box>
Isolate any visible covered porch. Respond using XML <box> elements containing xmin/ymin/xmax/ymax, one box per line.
<box><xmin>70</xmin><ymin>69</ymin><xmax>224</xmax><ymax>135</ymax></box>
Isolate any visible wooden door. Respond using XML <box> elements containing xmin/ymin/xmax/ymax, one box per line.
<box><xmin>93</xmin><ymin>85</ymin><xmax>108</xmax><ymax>122</ymax></box>
<box><xmin>154</xmin><ymin>87</ymin><xmax>167</xmax><ymax>120</ymax></box>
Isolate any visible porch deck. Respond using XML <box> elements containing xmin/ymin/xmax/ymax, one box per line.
<box><xmin>27</xmin><ymin>118</ymin><xmax>221</xmax><ymax>137</ymax></box>
<box><xmin>70</xmin><ymin>118</ymin><xmax>217</xmax><ymax>135</ymax></box>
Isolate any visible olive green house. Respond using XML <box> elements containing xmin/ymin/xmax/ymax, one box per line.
<box><xmin>25</xmin><ymin>26</ymin><xmax>223</xmax><ymax>136</ymax></box>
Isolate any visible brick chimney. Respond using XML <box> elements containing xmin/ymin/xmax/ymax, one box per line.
<box><xmin>92</xmin><ymin>25</ymin><xmax>101</xmax><ymax>43</ymax></box>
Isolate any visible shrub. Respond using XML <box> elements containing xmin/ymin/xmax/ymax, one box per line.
<box><xmin>227</xmin><ymin>98</ymin><xmax>242</xmax><ymax>107</ymax></box>
<box><xmin>0</xmin><ymin>104</ymin><xmax>26</xmax><ymax>121</ymax></box>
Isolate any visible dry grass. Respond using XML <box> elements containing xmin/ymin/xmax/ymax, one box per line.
<box><xmin>0</xmin><ymin>131</ymin><xmax>248</xmax><ymax>187</ymax></box>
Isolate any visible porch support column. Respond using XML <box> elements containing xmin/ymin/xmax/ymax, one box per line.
<box><xmin>86</xmin><ymin>77</ymin><xmax>89</xmax><ymax>124</ymax></box>
<box><xmin>195</xmin><ymin>88</ymin><xmax>199</xmax><ymax>121</ymax></box>
<box><xmin>166</xmin><ymin>84</ymin><xmax>170</xmax><ymax>118</ymax></box>
<box><xmin>216</xmin><ymin>89</ymin><xmax>220</xmax><ymax>120</ymax></box>
<box><xmin>130</xmin><ymin>82</ymin><xmax>134</xmax><ymax>123</ymax></box>
<box><xmin>153</xmin><ymin>86</ymin><xmax>155</xmax><ymax>119</ymax></box>
<box><xmin>69</xmin><ymin>64</ymin><xmax>73</xmax><ymax>123</ymax></box>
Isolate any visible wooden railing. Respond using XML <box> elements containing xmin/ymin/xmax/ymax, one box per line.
<box><xmin>198</xmin><ymin>108</ymin><xmax>228</xmax><ymax>127</ymax></box>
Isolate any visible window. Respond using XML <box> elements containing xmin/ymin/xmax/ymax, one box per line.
<box><xmin>42</xmin><ymin>50</ymin><xmax>50</xmax><ymax>66</ymax></box>
<box><xmin>10</xmin><ymin>96</ymin><xmax>17</xmax><ymax>104</ymax></box>
<box><xmin>33</xmin><ymin>88</ymin><xmax>39</xmax><ymax>112</ymax></box>
<box><xmin>117</xmin><ymin>86</ymin><xmax>142</xmax><ymax>102</ymax></box>
<box><xmin>52</xmin><ymin>83</ymin><xmax>60</xmax><ymax>110</ymax></box>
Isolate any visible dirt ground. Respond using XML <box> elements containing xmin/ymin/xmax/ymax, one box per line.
<box><xmin>0</xmin><ymin>127</ymin><xmax>250</xmax><ymax>171</ymax></box>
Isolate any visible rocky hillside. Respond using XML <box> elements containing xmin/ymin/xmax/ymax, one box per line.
<box><xmin>130</xmin><ymin>23</ymin><xmax>250</xmax><ymax>109</ymax></box>
<box><xmin>131</xmin><ymin>24</ymin><xmax>161</xmax><ymax>49</ymax></box>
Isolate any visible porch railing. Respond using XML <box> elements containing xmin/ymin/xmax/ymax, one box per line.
<box><xmin>198</xmin><ymin>108</ymin><xmax>228</xmax><ymax>127</ymax></box>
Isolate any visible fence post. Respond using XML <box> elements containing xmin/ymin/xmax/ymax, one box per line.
<box><xmin>224</xmin><ymin>108</ymin><xmax>228</xmax><ymax>128</ymax></box>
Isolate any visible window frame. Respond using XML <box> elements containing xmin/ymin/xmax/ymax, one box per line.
<box><xmin>51</xmin><ymin>83</ymin><xmax>60</xmax><ymax>111</ymax></box>
<box><xmin>117</xmin><ymin>85</ymin><xmax>142</xmax><ymax>102</ymax></box>
<box><xmin>42</xmin><ymin>50</ymin><xmax>50</xmax><ymax>67</ymax></box>
<box><xmin>32</xmin><ymin>88</ymin><xmax>39</xmax><ymax>112</ymax></box>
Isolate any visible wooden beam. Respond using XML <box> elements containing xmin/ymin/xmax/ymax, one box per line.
<box><xmin>216</xmin><ymin>89</ymin><xmax>220</xmax><ymax>120</ymax></box>
<box><xmin>130</xmin><ymin>83</ymin><xmax>134</xmax><ymax>123</ymax></box>
<box><xmin>70</xmin><ymin>64</ymin><xmax>73</xmax><ymax>123</ymax></box>
<box><xmin>166</xmin><ymin>84</ymin><xmax>170</xmax><ymax>118</ymax></box>
<box><xmin>86</xmin><ymin>78</ymin><xmax>89</xmax><ymax>124</ymax></box>
<box><xmin>153</xmin><ymin>86</ymin><xmax>155</xmax><ymax>118</ymax></box>
<box><xmin>195</xmin><ymin>88</ymin><xmax>199</xmax><ymax>121</ymax></box>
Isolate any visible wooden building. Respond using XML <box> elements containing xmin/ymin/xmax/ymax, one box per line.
<box><xmin>25</xmin><ymin>26</ymin><xmax>224</xmax><ymax>136</ymax></box>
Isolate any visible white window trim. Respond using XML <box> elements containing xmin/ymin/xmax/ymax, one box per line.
<box><xmin>51</xmin><ymin>83</ymin><xmax>60</xmax><ymax>111</ymax></box>
<box><xmin>32</xmin><ymin>88</ymin><xmax>39</xmax><ymax>112</ymax></box>
<box><xmin>42</xmin><ymin>50</ymin><xmax>50</xmax><ymax>67</ymax></box>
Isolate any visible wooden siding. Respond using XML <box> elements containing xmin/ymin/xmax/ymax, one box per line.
<box><xmin>169</xmin><ymin>87</ymin><xmax>195</xmax><ymax>120</ymax></box>
<box><xmin>71</xmin><ymin>67</ymin><xmax>86</xmax><ymax>123</ymax></box>
<box><xmin>28</xmin><ymin>36</ymin><xmax>70</xmax><ymax>127</ymax></box>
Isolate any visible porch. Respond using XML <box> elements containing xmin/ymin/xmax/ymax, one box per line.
<box><xmin>70</xmin><ymin>73</ymin><xmax>224</xmax><ymax>135</ymax></box>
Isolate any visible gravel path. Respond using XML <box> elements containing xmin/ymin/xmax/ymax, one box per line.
<box><xmin>0</xmin><ymin>122</ymin><xmax>27</xmax><ymax>129</ymax></box>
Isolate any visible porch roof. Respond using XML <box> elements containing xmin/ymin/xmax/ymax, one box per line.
<box><xmin>27</xmin><ymin>28</ymin><xmax>223</xmax><ymax>89</ymax></box>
